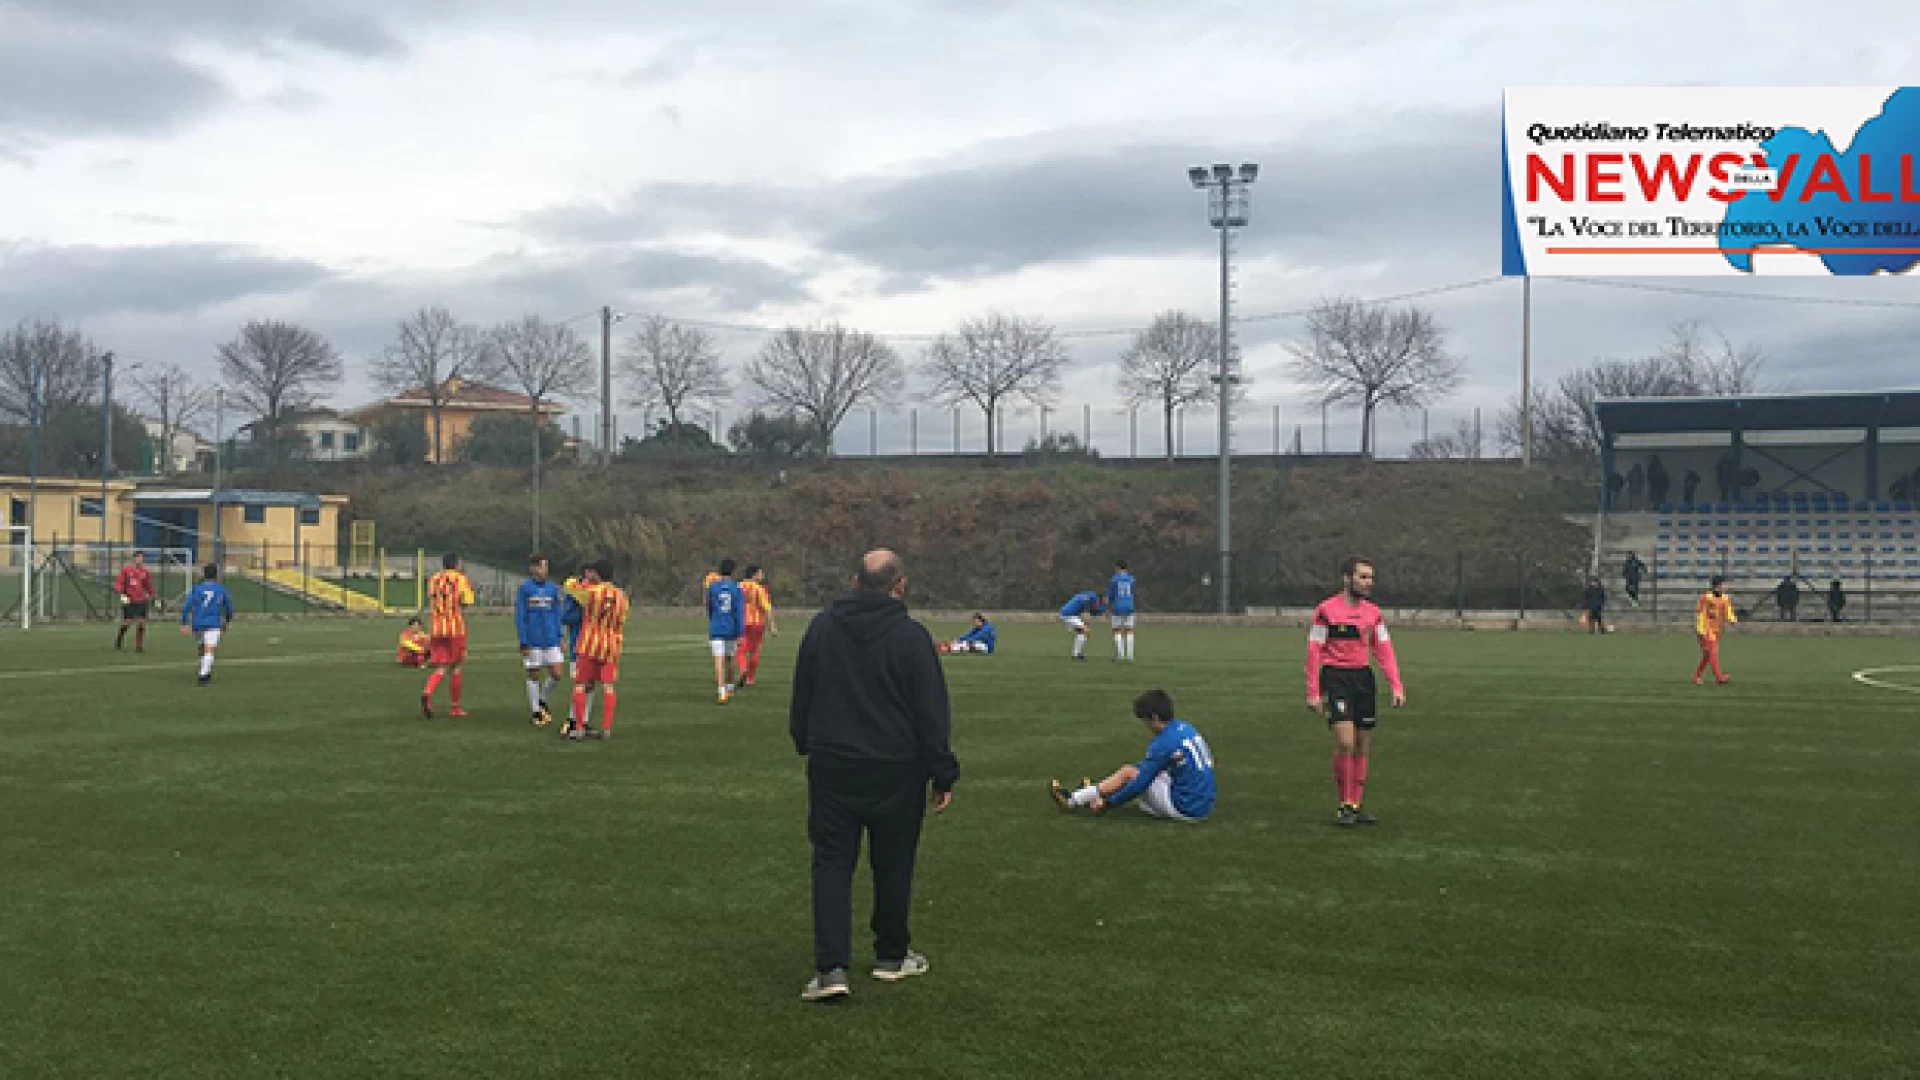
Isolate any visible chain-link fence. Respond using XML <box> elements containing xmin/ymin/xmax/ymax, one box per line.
<box><xmin>1598</xmin><ymin>545</ymin><xmax>1920</xmax><ymax>625</ymax></box>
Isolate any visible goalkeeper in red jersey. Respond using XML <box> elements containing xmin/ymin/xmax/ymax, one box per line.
<box><xmin>1305</xmin><ymin>556</ymin><xmax>1406</xmax><ymax>827</ymax></box>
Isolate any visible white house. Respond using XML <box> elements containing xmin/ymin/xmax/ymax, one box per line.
<box><xmin>240</xmin><ymin>408</ymin><xmax>368</xmax><ymax>461</ymax></box>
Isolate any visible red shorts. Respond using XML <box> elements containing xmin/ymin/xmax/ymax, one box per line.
<box><xmin>575</xmin><ymin>656</ymin><xmax>619</xmax><ymax>684</ymax></box>
<box><xmin>428</xmin><ymin>636</ymin><xmax>467</xmax><ymax>665</ymax></box>
<box><xmin>743</xmin><ymin>624</ymin><xmax>765</xmax><ymax>647</ymax></box>
<box><xmin>398</xmin><ymin>651</ymin><xmax>427</xmax><ymax>668</ymax></box>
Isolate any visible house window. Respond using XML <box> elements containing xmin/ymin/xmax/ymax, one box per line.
<box><xmin>79</xmin><ymin>497</ymin><xmax>104</xmax><ymax>517</ymax></box>
<box><xmin>344</xmin><ymin>433</ymin><xmax>361</xmax><ymax>453</ymax></box>
<box><xmin>319</xmin><ymin>431</ymin><xmax>335</xmax><ymax>450</ymax></box>
<box><xmin>244</xmin><ymin>505</ymin><xmax>266</xmax><ymax>524</ymax></box>
<box><xmin>300</xmin><ymin>508</ymin><xmax>320</xmax><ymax>526</ymax></box>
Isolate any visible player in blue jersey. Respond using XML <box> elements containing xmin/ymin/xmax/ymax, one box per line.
<box><xmin>560</xmin><ymin>564</ymin><xmax>595</xmax><ymax>733</ymax></box>
<box><xmin>942</xmin><ymin>613</ymin><xmax>996</xmax><ymax>655</ymax></box>
<box><xmin>1107</xmin><ymin>559</ymin><xmax>1137</xmax><ymax>662</ymax></box>
<box><xmin>706</xmin><ymin>558</ymin><xmax>745</xmax><ymax>705</ymax></box>
<box><xmin>515</xmin><ymin>553</ymin><xmax>567</xmax><ymax>727</ymax></box>
<box><xmin>179</xmin><ymin>563</ymin><xmax>233</xmax><ymax>686</ymax></box>
<box><xmin>1050</xmin><ymin>688</ymin><xmax>1215</xmax><ymax>821</ymax></box>
<box><xmin>1058</xmin><ymin>588</ymin><xmax>1106</xmax><ymax>661</ymax></box>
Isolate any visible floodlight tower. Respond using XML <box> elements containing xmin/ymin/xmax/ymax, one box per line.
<box><xmin>1188</xmin><ymin>162</ymin><xmax>1257</xmax><ymax>614</ymax></box>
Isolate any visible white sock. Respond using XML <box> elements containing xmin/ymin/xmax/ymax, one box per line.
<box><xmin>578</xmin><ymin>691</ymin><xmax>595</xmax><ymax>724</ymax></box>
<box><xmin>1070</xmin><ymin>785</ymin><xmax>1099</xmax><ymax>807</ymax></box>
<box><xmin>1114</xmin><ymin>636</ymin><xmax>1124</xmax><ymax>658</ymax></box>
<box><xmin>1125</xmin><ymin>635</ymin><xmax>1135</xmax><ymax>660</ymax></box>
<box><xmin>539</xmin><ymin>675</ymin><xmax>555</xmax><ymax>703</ymax></box>
<box><xmin>525</xmin><ymin>680</ymin><xmax>543</xmax><ymax>712</ymax></box>
<box><xmin>198</xmin><ymin>653</ymin><xmax>213</xmax><ymax>677</ymax></box>
<box><xmin>1072</xmin><ymin>635</ymin><xmax>1086</xmax><ymax>658</ymax></box>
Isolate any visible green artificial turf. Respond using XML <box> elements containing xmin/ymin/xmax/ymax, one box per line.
<box><xmin>2</xmin><ymin>617</ymin><xmax>1915</xmax><ymax>1078</ymax></box>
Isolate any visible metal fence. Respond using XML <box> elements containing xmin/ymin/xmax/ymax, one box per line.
<box><xmin>1598</xmin><ymin>545</ymin><xmax>1920</xmax><ymax>625</ymax></box>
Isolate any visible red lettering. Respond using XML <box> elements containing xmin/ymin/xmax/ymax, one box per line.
<box><xmin>1799</xmin><ymin>155</ymin><xmax>1851</xmax><ymax>202</ymax></box>
<box><xmin>1526</xmin><ymin>154</ymin><xmax>1574</xmax><ymax>201</ymax></box>
<box><xmin>1706</xmin><ymin>153</ymin><xmax>1746</xmax><ymax>202</ymax></box>
<box><xmin>1767</xmin><ymin>154</ymin><xmax>1799</xmax><ymax>202</ymax></box>
<box><xmin>1587</xmin><ymin>153</ymin><xmax>1625</xmax><ymax>203</ymax></box>
<box><xmin>1858</xmin><ymin>154</ymin><xmax>1892</xmax><ymax>203</ymax></box>
<box><xmin>1904</xmin><ymin>154</ymin><xmax>1920</xmax><ymax>200</ymax></box>
<box><xmin>1632</xmin><ymin>154</ymin><xmax>1701</xmax><ymax>201</ymax></box>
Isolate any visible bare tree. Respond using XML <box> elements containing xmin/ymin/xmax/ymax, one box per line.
<box><xmin>489</xmin><ymin>315</ymin><xmax>594</xmax><ymax>548</ymax></box>
<box><xmin>0</xmin><ymin>317</ymin><xmax>102</xmax><ymax>424</ymax></box>
<box><xmin>1118</xmin><ymin>311</ymin><xmax>1220</xmax><ymax>462</ymax></box>
<box><xmin>131</xmin><ymin>364</ymin><xmax>212</xmax><ymax>475</ymax></box>
<box><xmin>373</xmin><ymin>307</ymin><xmax>495</xmax><ymax>464</ymax></box>
<box><xmin>1409</xmin><ymin>417</ymin><xmax>1484</xmax><ymax>460</ymax></box>
<box><xmin>744</xmin><ymin>324</ymin><xmax>904</xmax><ymax>454</ymax></box>
<box><xmin>216</xmin><ymin>320</ymin><xmax>343</xmax><ymax>459</ymax></box>
<box><xmin>919</xmin><ymin>313</ymin><xmax>1070</xmax><ymax>456</ymax></box>
<box><xmin>1286</xmin><ymin>297</ymin><xmax>1465</xmax><ymax>457</ymax></box>
<box><xmin>1657</xmin><ymin>319</ymin><xmax>1768</xmax><ymax>395</ymax></box>
<box><xmin>1496</xmin><ymin>356</ymin><xmax>1695</xmax><ymax>465</ymax></box>
<box><xmin>621</xmin><ymin>315</ymin><xmax>730</xmax><ymax>435</ymax></box>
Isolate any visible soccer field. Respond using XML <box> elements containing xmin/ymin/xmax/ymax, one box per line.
<box><xmin>2</xmin><ymin>616</ymin><xmax>1914</xmax><ymax>1078</ymax></box>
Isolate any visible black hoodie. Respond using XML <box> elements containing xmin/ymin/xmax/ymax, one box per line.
<box><xmin>789</xmin><ymin>589</ymin><xmax>959</xmax><ymax>792</ymax></box>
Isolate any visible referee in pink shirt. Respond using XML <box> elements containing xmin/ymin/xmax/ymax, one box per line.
<box><xmin>1305</xmin><ymin>556</ymin><xmax>1406</xmax><ymax>827</ymax></box>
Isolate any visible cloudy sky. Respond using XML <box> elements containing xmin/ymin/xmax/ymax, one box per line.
<box><xmin>4</xmin><ymin>0</ymin><xmax>1920</xmax><ymax>456</ymax></box>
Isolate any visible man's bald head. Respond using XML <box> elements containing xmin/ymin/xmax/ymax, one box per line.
<box><xmin>856</xmin><ymin>549</ymin><xmax>904</xmax><ymax>595</ymax></box>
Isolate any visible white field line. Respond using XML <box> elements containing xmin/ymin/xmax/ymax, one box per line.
<box><xmin>1851</xmin><ymin>665</ymin><xmax>1920</xmax><ymax>696</ymax></box>
<box><xmin>0</xmin><ymin>640</ymin><xmax>704</xmax><ymax>682</ymax></box>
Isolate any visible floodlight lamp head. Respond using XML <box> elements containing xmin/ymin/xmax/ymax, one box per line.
<box><xmin>1211</xmin><ymin>163</ymin><xmax>1233</xmax><ymax>181</ymax></box>
<box><xmin>1187</xmin><ymin>166</ymin><xmax>1210</xmax><ymax>187</ymax></box>
<box><xmin>1239</xmin><ymin>163</ymin><xmax>1259</xmax><ymax>182</ymax></box>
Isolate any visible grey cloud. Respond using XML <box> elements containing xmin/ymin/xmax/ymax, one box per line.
<box><xmin>7</xmin><ymin>0</ymin><xmax>408</xmax><ymax>58</ymax></box>
<box><xmin>0</xmin><ymin>243</ymin><xmax>337</xmax><ymax>318</ymax></box>
<box><xmin>515</xmin><ymin>111</ymin><xmax>1497</xmax><ymax>290</ymax></box>
<box><xmin>0</xmin><ymin>26</ymin><xmax>228</xmax><ymax>140</ymax></box>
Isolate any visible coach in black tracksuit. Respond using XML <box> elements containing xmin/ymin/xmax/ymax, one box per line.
<box><xmin>790</xmin><ymin>549</ymin><xmax>958</xmax><ymax>998</ymax></box>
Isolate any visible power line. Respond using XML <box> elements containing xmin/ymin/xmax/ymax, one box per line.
<box><xmin>1553</xmin><ymin>276</ymin><xmax>1920</xmax><ymax>309</ymax></box>
<box><xmin>607</xmin><ymin>275</ymin><xmax>1514</xmax><ymax>343</ymax></box>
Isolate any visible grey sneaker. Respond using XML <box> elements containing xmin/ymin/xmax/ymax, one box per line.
<box><xmin>1334</xmin><ymin>805</ymin><xmax>1357</xmax><ymax>827</ymax></box>
<box><xmin>872</xmin><ymin>952</ymin><xmax>929</xmax><ymax>982</ymax></box>
<box><xmin>1352</xmin><ymin>808</ymin><xmax>1378</xmax><ymax>826</ymax></box>
<box><xmin>801</xmin><ymin>968</ymin><xmax>850</xmax><ymax>1002</ymax></box>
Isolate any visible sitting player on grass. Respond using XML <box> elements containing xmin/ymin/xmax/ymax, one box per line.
<box><xmin>938</xmin><ymin>613</ymin><xmax>996</xmax><ymax>655</ymax></box>
<box><xmin>1049</xmin><ymin>689</ymin><xmax>1216</xmax><ymax>822</ymax></box>
<box><xmin>395</xmin><ymin>617</ymin><xmax>429</xmax><ymax>667</ymax></box>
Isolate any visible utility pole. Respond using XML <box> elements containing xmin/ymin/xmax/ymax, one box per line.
<box><xmin>1189</xmin><ymin>163</ymin><xmax>1256</xmax><ymax>614</ymax></box>
<box><xmin>1522</xmin><ymin>276</ymin><xmax>1534</xmax><ymax>467</ymax></box>
<box><xmin>600</xmin><ymin>306</ymin><xmax>614</xmax><ymax>466</ymax></box>
<box><xmin>99</xmin><ymin>352</ymin><xmax>114</xmax><ymax>548</ymax></box>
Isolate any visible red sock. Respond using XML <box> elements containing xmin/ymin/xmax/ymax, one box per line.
<box><xmin>1694</xmin><ymin>649</ymin><xmax>1710</xmax><ymax>680</ymax></box>
<box><xmin>571</xmin><ymin>686</ymin><xmax>588</xmax><ymax>731</ymax></box>
<box><xmin>1710</xmin><ymin>645</ymin><xmax>1726</xmax><ymax>680</ymax></box>
<box><xmin>449</xmin><ymin>672</ymin><xmax>463</xmax><ymax>706</ymax></box>
<box><xmin>424</xmin><ymin>670</ymin><xmax>444</xmax><ymax>698</ymax></box>
<box><xmin>1353</xmin><ymin>755</ymin><xmax>1369</xmax><ymax>806</ymax></box>
<box><xmin>1332</xmin><ymin>754</ymin><xmax>1350</xmax><ymax>804</ymax></box>
<box><xmin>600</xmin><ymin>689</ymin><xmax>616</xmax><ymax>734</ymax></box>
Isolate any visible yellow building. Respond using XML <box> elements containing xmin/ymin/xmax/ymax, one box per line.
<box><xmin>3</xmin><ymin>476</ymin><xmax>139</xmax><ymax>547</ymax></box>
<box><xmin>350</xmin><ymin>378</ymin><xmax>567</xmax><ymax>464</ymax></box>
<box><xmin>0</xmin><ymin>476</ymin><xmax>348</xmax><ymax>570</ymax></box>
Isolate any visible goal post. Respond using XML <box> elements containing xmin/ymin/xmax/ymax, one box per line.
<box><xmin>5</xmin><ymin>525</ymin><xmax>30</xmax><ymax>630</ymax></box>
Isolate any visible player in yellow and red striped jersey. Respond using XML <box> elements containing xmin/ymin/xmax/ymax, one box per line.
<box><xmin>567</xmin><ymin>560</ymin><xmax>630</xmax><ymax>740</ymax></box>
<box><xmin>1693</xmin><ymin>575</ymin><xmax>1738</xmax><ymax>685</ymax></box>
<box><xmin>422</xmin><ymin>552</ymin><xmax>475</xmax><ymax>718</ymax></box>
<box><xmin>738</xmin><ymin>565</ymin><xmax>778</xmax><ymax>687</ymax></box>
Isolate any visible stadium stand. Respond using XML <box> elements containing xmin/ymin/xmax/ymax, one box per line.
<box><xmin>1593</xmin><ymin>392</ymin><xmax>1920</xmax><ymax>621</ymax></box>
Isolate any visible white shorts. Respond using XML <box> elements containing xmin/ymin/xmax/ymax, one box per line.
<box><xmin>1138</xmin><ymin>773</ymin><xmax>1194</xmax><ymax>822</ymax></box>
<box><xmin>523</xmin><ymin>646</ymin><xmax>565</xmax><ymax>668</ymax></box>
<box><xmin>1061</xmin><ymin>615</ymin><xmax>1088</xmax><ymax>633</ymax></box>
<box><xmin>710</xmin><ymin>638</ymin><xmax>737</xmax><ymax>657</ymax></box>
<box><xmin>1110</xmin><ymin>614</ymin><xmax>1136</xmax><ymax>630</ymax></box>
<box><xmin>196</xmin><ymin>629</ymin><xmax>223</xmax><ymax>649</ymax></box>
